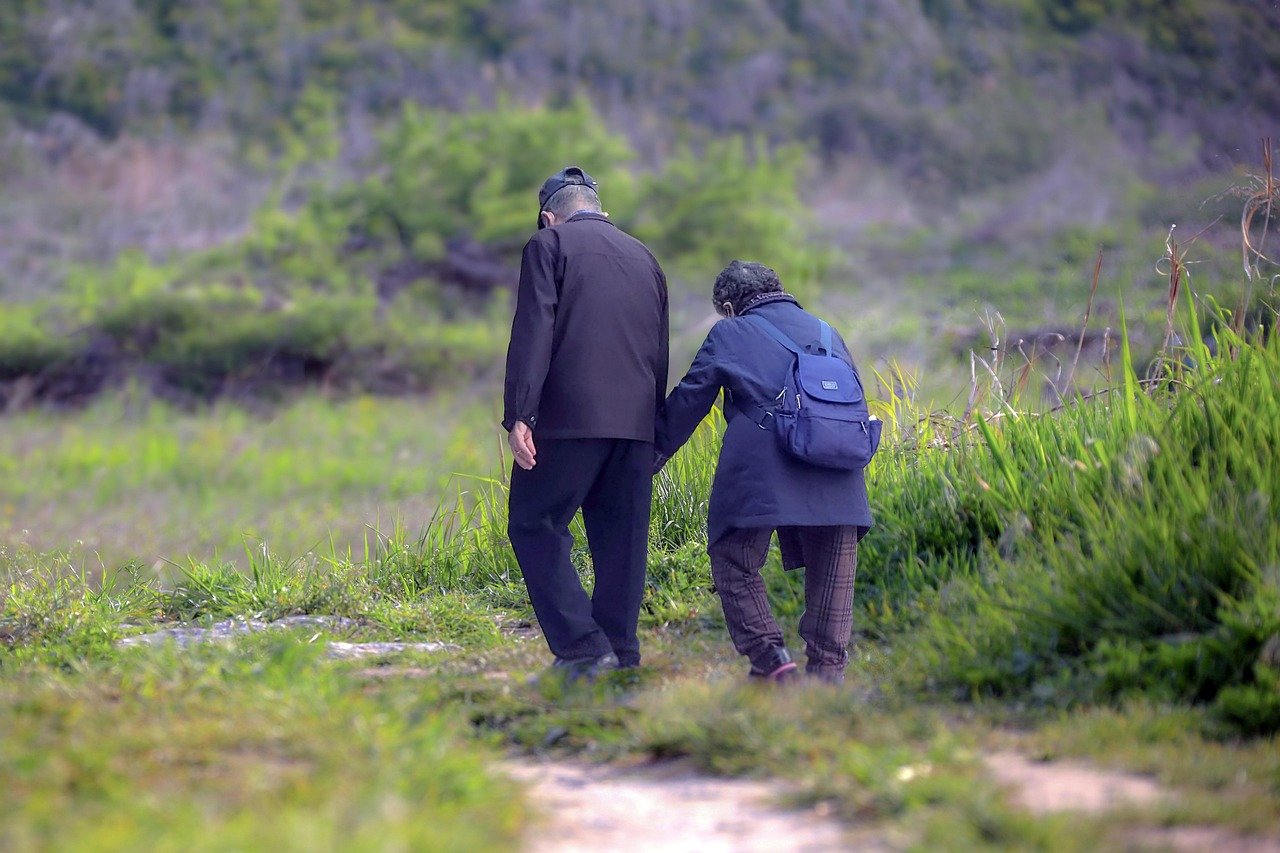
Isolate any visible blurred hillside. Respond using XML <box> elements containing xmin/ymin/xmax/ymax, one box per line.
<box><xmin>1</xmin><ymin>0</ymin><xmax>1278</xmax><ymax>405</ymax></box>
<box><xmin>5</xmin><ymin>2</ymin><xmax>1276</xmax><ymax>167</ymax></box>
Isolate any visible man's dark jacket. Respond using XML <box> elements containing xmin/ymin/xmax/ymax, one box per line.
<box><xmin>503</xmin><ymin>212</ymin><xmax>668</xmax><ymax>441</ymax></box>
<box><xmin>655</xmin><ymin>296</ymin><xmax>873</xmax><ymax>551</ymax></box>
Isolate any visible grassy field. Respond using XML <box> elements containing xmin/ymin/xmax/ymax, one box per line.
<box><xmin>2</xmin><ymin>558</ymin><xmax>1276</xmax><ymax>850</ymax></box>
<box><xmin>0</xmin><ymin>390</ymin><xmax>505</xmax><ymax>570</ymax></box>
<box><xmin>0</xmin><ymin>636</ymin><xmax>529</xmax><ymax>851</ymax></box>
<box><xmin>3</xmin><ymin>6</ymin><xmax>1276</xmax><ymax>848</ymax></box>
<box><xmin>3</xmin><ymin>291</ymin><xmax>1278</xmax><ymax>849</ymax></box>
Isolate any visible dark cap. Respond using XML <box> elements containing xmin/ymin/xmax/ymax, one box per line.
<box><xmin>538</xmin><ymin>166</ymin><xmax>598</xmax><ymax>210</ymax></box>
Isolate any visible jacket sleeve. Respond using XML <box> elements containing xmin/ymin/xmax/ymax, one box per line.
<box><xmin>655</xmin><ymin>325</ymin><xmax>723</xmax><ymax>457</ymax></box>
<box><xmin>654</xmin><ymin>265</ymin><xmax>670</xmax><ymax>420</ymax></box>
<box><xmin>502</xmin><ymin>237</ymin><xmax>558</xmax><ymax>431</ymax></box>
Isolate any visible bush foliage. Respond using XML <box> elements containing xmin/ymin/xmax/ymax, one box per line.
<box><xmin>2</xmin><ymin>0</ymin><xmax>1274</xmax><ymax>193</ymax></box>
<box><xmin>1</xmin><ymin>97</ymin><xmax>828</xmax><ymax>405</ymax></box>
<box><xmin>854</xmin><ymin>310</ymin><xmax>1280</xmax><ymax>734</ymax></box>
<box><xmin>0</xmin><ymin>289</ymin><xmax>506</xmax><ymax>407</ymax></box>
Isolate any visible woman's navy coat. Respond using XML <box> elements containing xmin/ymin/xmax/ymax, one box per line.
<box><xmin>656</xmin><ymin>296</ymin><xmax>874</xmax><ymax>552</ymax></box>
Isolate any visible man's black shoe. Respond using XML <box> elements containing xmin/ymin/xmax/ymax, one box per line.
<box><xmin>550</xmin><ymin>652</ymin><xmax>620</xmax><ymax>682</ymax></box>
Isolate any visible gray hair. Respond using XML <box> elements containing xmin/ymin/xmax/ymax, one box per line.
<box><xmin>543</xmin><ymin>184</ymin><xmax>602</xmax><ymax>220</ymax></box>
<box><xmin>712</xmin><ymin>260</ymin><xmax>783</xmax><ymax>314</ymax></box>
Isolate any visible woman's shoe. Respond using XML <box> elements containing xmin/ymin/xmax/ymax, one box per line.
<box><xmin>806</xmin><ymin>668</ymin><xmax>846</xmax><ymax>685</ymax></box>
<box><xmin>748</xmin><ymin>647</ymin><xmax>799</xmax><ymax>683</ymax></box>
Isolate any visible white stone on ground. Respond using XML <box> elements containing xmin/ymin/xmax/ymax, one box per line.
<box><xmin>116</xmin><ymin>616</ymin><xmax>457</xmax><ymax>658</ymax></box>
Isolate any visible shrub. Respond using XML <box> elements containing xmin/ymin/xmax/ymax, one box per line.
<box><xmin>333</xmin><ymin>98</ymin><xmax>637</xmax><ymax>262</ymax></box>
<box><xmin>95</xmin><ymin>291</ymin><xmax>259</xmax><ymax>353</ymax></box>
<box><xmin>62</xmin><ymin>251</ymin><xmax>175</xmax><ymax>320</ymax></box>
<box><xmin>861</xmin><ymin>315</ymin><xmax>1280</xmax><ymax>732</ymax></box>
<box><xmin>149</xmin><ymin>296</ymin><xmax>384</xmax><ymax>396</ymax></box>
<box><xmin>632</xmin><ymin>137</ymin><xmax>827</xmax><ymax>286</ymax></box>
<box><xmin>0</xmin><ymin>308</ymin><xmax>75</xmax><ymax>382</ymax></box>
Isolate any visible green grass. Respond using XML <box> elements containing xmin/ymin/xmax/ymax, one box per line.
<box><xmin>0</xmin><ymin>639</ymin><xmax>527</xmax><ymax>852</ymax></box>
<box><xmin>0</xmin><ymin>586</ymin><xmax>1120</xmax><ymax>852</ymax></box>
<box><xmin>3</xmin><ymin>276</ymin><xmax>1279</xmax><ymax>848</ymax></box>
<box><xmin>853</xmin><ymin>316</ymin><xmax>1280</xmax><ymax>736</ymax></box>
<box><xmin>11</xmin><ymin>292</ymin><xmax>1275</xmax><ymax>735</ymax></box>
<box><xmin>0</xmin><ymin>391</ymin><xmax>505</xmax><ymax>569</ymax></box>
<box><xmin>5</xmin><ymin>589</ymin><xmax>1272</xmax><ymax>850</ymax></box>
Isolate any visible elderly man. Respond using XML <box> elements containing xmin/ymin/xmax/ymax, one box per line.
<box><xmin>503</xmin><ymin>166</ymin><xmax>669</xmax><ymax>679</ymax></box>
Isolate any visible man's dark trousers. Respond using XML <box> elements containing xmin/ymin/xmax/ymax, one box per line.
<box><xmin>508</xmin><ymin>437</ymin><xmax>653</xmax><ymax>666</ymax></box>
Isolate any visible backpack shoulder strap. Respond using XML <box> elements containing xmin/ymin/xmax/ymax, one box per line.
<box><xmin>737</xmin><ymin>314</ymin><xmax>800</xmax><ymax>427</ymax></box>
<box><xmin>745</xmin><ymin>313</ymin><xmax>837</xmax><ymax>357</ymax></box>
<box><xmin>743</xmin><ymin>314</ymin><xmax>804</xmax><ymax>355</ymax></box>
<box><xmin>748</xmin><ymin>313</ymin><xmax>865</xmax><ymax>389</ymax></box>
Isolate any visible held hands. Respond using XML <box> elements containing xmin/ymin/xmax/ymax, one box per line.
<box><xmin>508</xmin><ymin>421</ymin><xmax>538</xmax><ymax>470</ymax></box>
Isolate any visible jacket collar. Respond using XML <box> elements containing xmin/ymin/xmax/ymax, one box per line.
<box><xmin>566</xmin><ymin>211</ymin><xmax>615</xmax><ymax>226</ymax></box>
<box><xmin>740</xmin><ymin>292</ymin><xmax>802</xmax><ymax>314</ymax></box>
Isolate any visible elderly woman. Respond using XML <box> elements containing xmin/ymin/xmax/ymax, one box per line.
<box><xmin>656</xmin><ymin>261</ymin><xmax>873</xmax><ymax>683</ymax></box>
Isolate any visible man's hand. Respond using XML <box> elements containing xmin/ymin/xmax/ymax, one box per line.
<box><xmin>508</xmin><ymin>421</ymin><xmax>538</xmax><ymax>470</ymax></box>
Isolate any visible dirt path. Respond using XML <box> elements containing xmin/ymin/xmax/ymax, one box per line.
<box><xmin>983</xmin><ymin>752</ymin><xmax>1280</xmax><ymax>853</ymax></box>
<box><xmin>983</xmin><ymin>751</ymin><xmax>1165</xmax><ymax>813</ymax></box>
<box><xmin>505</xmin><ymin>751</ymin><xmax>1279</xmax><ymax>853</ymax></box>
<box><xmin>504</xmin><ymin>759</ymin><xmax>880</xmax><ymax>853</ymax></box>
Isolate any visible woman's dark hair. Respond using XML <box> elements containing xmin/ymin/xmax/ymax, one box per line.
<box><xmin>712</xmin><ymin>260</ymin><xmax>783</xmax><ymax>315</ymax></box>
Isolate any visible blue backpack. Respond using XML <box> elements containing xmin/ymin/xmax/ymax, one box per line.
<box><xmin>744</xmin><ymin>314</ymin><xmax>882</xmax><ymax>471</ymax></box>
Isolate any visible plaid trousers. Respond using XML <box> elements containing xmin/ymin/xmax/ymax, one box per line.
<box><xmin>707</xmin><ymin>525</ymin><xmax>859</xmax><ymax>678</ymax></box>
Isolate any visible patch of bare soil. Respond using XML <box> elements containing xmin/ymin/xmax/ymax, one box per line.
<box><xmin>1123</xmin><ymin>826</ymin><xmax>1280</xmax><ymax>853</ymax></box>
<box><xmin>352</xmin><ymin>666</ymin><xmax>435</xmax><ymax>679</ymax></box>
<box><xmin>505</xmin><ymin>759</ymin><xmax>880</xmax><ymax>853</ymax></box>
<box><xmin>985</xmin><ymin>752</ymin><xmax>1280</xmax><ymax>852</ymax></box>
<box><xmin>984</xmin><ymin>751</ymin><xmax>1164</xmax><ymax>814</ymax></box>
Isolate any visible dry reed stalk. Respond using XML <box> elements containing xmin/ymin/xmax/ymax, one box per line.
<box><xmin>1018</xmin><ymin>333</ymin><xmax>1066</xmax><ymax>404</ymax></box>
<box><xmin>1013</xmin><ymin>347</ymin><xmax>1034</xmax><ymax>401</ymax></box>
<box><xmin>1064</xmin><ymin>247</ymin><xmax>1104</xmax><ymax>394</ymax></box>
<box><xmin>1100</xmin><ymin>326</ymin><xmax>1113</xmax><ymax>383</ymax></box>
<box><xmin>1161</xmin><ymin>225</ymin><xmax>1184</xmax><ymax>356</ymax></box>
<box><xmin>970</xmin><ymin>309</ymin><xmax>1006</xmax><ymax>410</ymax></box>
<box><xmin>964</xmin><ymin>350</ymin><xmax>982</xmax><ymax>425</ymax></box>
<box><xmin>1239</xmin><ymin>137</ymin><xmax>1278</xmax><ymax>332</ymax></box>
<box><xmin>1155</xmin><ymin>218</ymin><xmax>1216</xmax><ymax>366</ymax></box>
